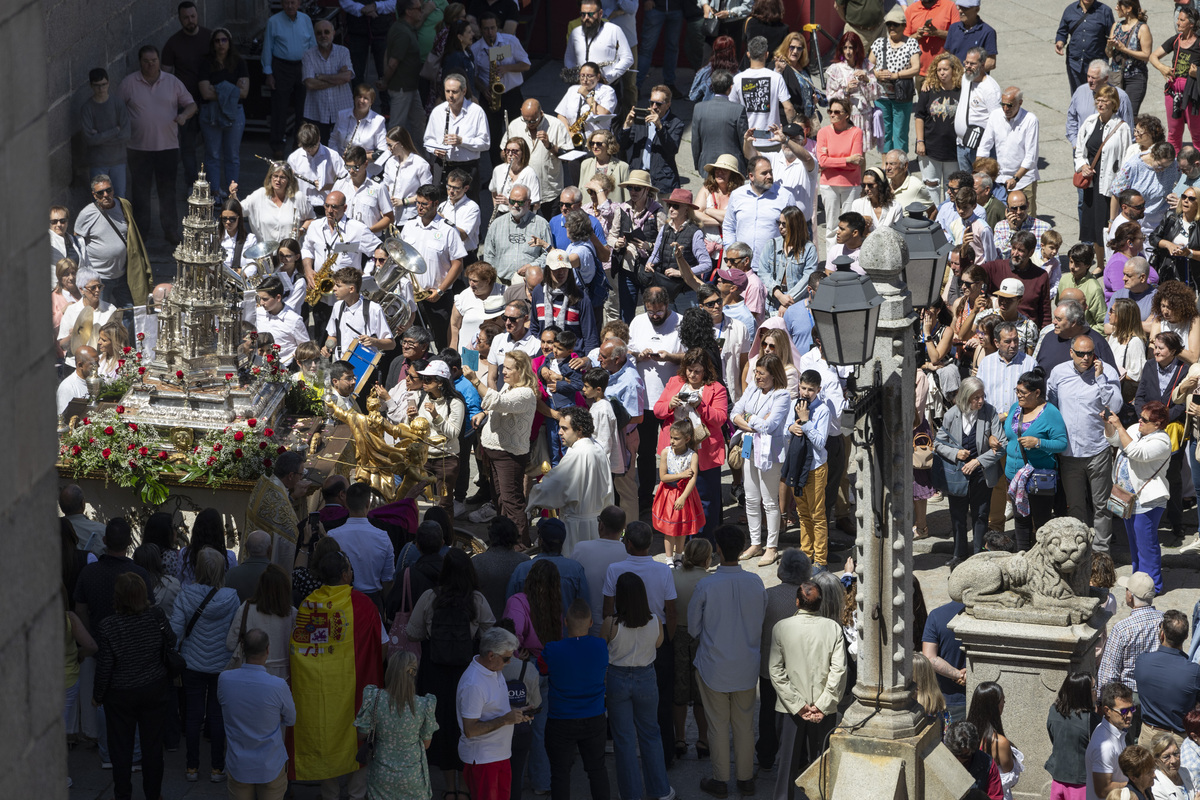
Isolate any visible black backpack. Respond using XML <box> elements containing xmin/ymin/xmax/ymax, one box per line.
<box><xmin>429</xmin><ymin>596</ymin><xmax>474</xmax><ymax>667</ymax></box>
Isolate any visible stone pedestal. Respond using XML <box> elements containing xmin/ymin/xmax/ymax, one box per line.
<box><xmin>948</xmin><ymin>609</ymin><xmax>1112</xmax><ymax>800</ymax></box>
<box><xmin>797</xmin><ymin>718</ymin><xmax>974</xmax><ymax>800</ymax></box>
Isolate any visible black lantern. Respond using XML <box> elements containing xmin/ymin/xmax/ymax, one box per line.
<box><xmin>809</xmin><ymin>256</ymin><xmax>883</xmax><ymax>366</ymax></box>
<box><xmin>893</xmin><ymin>202</ymin><xmax>950</xmax><ymax>309</ymax></box>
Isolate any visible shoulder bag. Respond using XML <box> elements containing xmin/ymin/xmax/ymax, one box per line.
<box><xmin>1015</xmin><ymin>410</ymin><xmax>1058</xmax><ymax>495</ymax></box>
<box><xmin>1073</xmin><ymin>120</ymin><xmax>1125</xmax><ymax>189</ymax></box>
<box><xmin>913</xmin><ymin>427</ymin><xmax>934</xmax><ymax>469</ymax></box>
<box><xmin>223</xmin><ymin>602</ymin><xmax>252</xmax><ymax>671</ymax></box>
<box><xmin>165</xmin><ymin>586</ymin><xmax>218</xmax><ymax>681</ymax></box>
<box><xmin>386</xmin><ymin>568</ymin><xmax>423</xmax><ymax>661</ymax></box>
<box><xmin>356</xmin><ymin>687</ymin><xmax>382</xmax><ymax>766</ymax></box>
<box><xmin>1107</xmin><ymin>437</ymin><xmax>1171</xmax><ymax>518</ymax></box>
<box><xmin>157</xmin><ymin>607</ymin><xmax>186</xmax><ymax>681</ymax></box>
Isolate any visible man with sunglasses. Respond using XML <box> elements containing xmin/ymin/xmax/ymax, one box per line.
<box><xmin>332</xmin><ymin>145</ymin><xmax>395</xmax><ymax>236</ymax></box>
<box><xmin>992</xmin><ymin>189</ymin><xmax>1049</xmax><ymax>258</ymax></box>
<box><xmin>563</xmin><ymin>0</ymin><xmax>634</xmax><ymax>104</ymax></box>
<box><xmin>506</xmin><ymin>99</ymin><xmax>571</xmax><ymax>220</ymax></box>
<box><xmin>486</xmin><ymin>300</ymin><xmax>541</xmax><ymax>389</ymax></box>
<box><xmin>1085</xmin><ymin>680</ymin><xmax>1136</xmax><ymax>800</ymax></box>
<box><xmin>619</xmin><ymin>86</ymin><xmax>685</xmax><ymax>193</ymax></box>
<box><xmin>978</xmin><ymin>86</ymin><xmax>1040</xmax><ymax>213</ymax></box>
<box><xmin>73</xmin><ymin>176</ymin><xmax>152</xmax><ymax>308</ymax></box>
<box><xmin>480</xmin><ymin>185</ymin><xmax>552</xmax><ymax>284</ymax></box>
<box><xmin>49</xmin><ymin>205</ymin><xmax>85</xmax><ymax>288</ymax></box>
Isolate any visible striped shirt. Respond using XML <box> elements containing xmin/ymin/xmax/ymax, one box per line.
<box><xmin>976</xmin><ymin>350</ymin><xmax>1029</xmax><ymax>422</ymax></box>
<box><xmin>1097</xmin><ymin>605</ymin><xmax>1162</xmax><ymax>695</ymax></box>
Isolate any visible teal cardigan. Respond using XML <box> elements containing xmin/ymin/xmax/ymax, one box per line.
<box><xmin>1004</xmin><ymin>401</ymin><xmax>1069</xmax><ymax>479</ymax></box>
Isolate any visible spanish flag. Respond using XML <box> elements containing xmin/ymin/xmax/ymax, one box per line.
<box><xmin>289</xmin><ymin>583</ymin><xmax>384</xmax><ymax>781</ymax></box>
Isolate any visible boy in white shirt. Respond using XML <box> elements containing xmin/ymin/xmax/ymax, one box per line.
<box><xmin>322</xmin><ymin>267</ymin><xmax>395</xmax><ymax>361</ymax></box>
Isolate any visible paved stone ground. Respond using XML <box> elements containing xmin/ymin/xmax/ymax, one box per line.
<box><xmin>68</xmin><ymin>0</ymin><xmax>1200</xmax><ymax>794</ymax></box>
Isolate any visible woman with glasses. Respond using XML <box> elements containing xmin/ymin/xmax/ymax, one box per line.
<box><xmin>1110</xmin><ymin>140</ymin><xmax>1181</xmax><ymax>240</ymax></box>
<box><xmin>1151</xmin><ymin>188</ymin><xmax>1200</xmax><ymax>289</ymax></box>
<box><xmin>1003</xmin><ymin>367</ymin><xmax>1068</xmax><ymax>550</ymax></box>
<box><xmin>1121</xmin><ymin>113</ymin><xmax>1166</xmax><ymax>165</ymax></box>
<box><xmin>950</xmin><ymin>264</ymin><xmax>990</xmax><ymax>376</ymax></box>
<box><xmin>235</xmin><ymin>161</ymin><xmax>314</xmax><ymax>245</ymax></box>
<box><xmin>330</xmin><ymin>85</ymin><xmax>388</xmax><ymax>162</ymax></box>
<box><xmin>489</xmin><ymin>138</ymin><xmax>541</xmax><ymax>218</ymax></box>
<box><xmin>376</xmin><ymin>126</ymin><xmax>433</xmax><ymax>223</ymax></box>
<box><xmin>579</xmin><ymin>130</ymin><xmax>630</xmax><ymax>204</ymax></box>
<box><xmin>1106</xmin><ymin>399</ymin><xmax>1172</xmax><ymax>592</ymax></box>
<box><xmin>197</xmin><ymin>28</ymin><xmax>249</xmax><ymax>203</ymax></box>
<box><xmin>869</xmin><ymin>9</ymin><xmax>922</xmax><ymax>154</ymax></box>
<box><xmin>1074</xmin><ymin>85</ymin><xmax>1131</xmax><ymax>267</ymax></box>
<box><xmin>57</xmin><ymin>267</ymin><xmax>117</xmax><ymax>367</ymax></box>
<box><xmin>1149</xmin><ymin>732</ymin><xmax>1194</xmax><ymax>799</ymax></box>
<box><xmin>1149</xmin><ymin>6</ymin><xmax>1200</xmax><ymax>155</ymax></box>
<box><xmin>825</xmin><ymin>32</ymin><xmax>880</xmax><ymax>153</ymax></box>
<box><xmin>645</xmin><ymin>189</ymin><xmax>711</xmax><ymax>310</ymax></box>
<box><xmin>816</xmin><ymin>97</ymin><xmax>865</xmax><ymax>256</ymax></box>
<box><xmin>613</xmin><ymin>172</ymin><xmax>666</xmax><ymax>321</ymax></box>
<box><xmin>217</xmin><ymin>198</ymin><xmax>258</xmax><ymax>274</ymax></box>
<box><xmin>689</xmin><ymin>36</ymin><xmax>739</xmax><ymax>104</ymax></box>
<box><xmin>848</xmin><ymin>165</ymin><xmax>900</xmax><ymax>231</ymax></box>
<box><xmin>1103</xmin><ymin>222</ymin><xmax>1151</xmax><ymax>302</ymax></box>
<box><xmin>914</xmin><ymin>52</ymin><xmax>963</xmax><ymax>203</ymax></box>
<box><xmin>555</xmin><ymin>62</ymin><xmax>616</xmax><ymax>140</ymax></box>
<box><xmin>52</xmin><ymin>258</ymin><xmax>80</xmax><ymax>365</ymax></box>
<box><xmin>758</xmin><ymin>206</ymin><xmax>817</xmax><ymax>313</ymax></box>
<box><xmin>1109</xmin><ymin>0</ymin><xmax>1152</xmax><ymax>115</ymax></box>
<box><xmin>772</xmin><ymin>33</ymin><xmax>817</xmax><ymax>121</ymax></box>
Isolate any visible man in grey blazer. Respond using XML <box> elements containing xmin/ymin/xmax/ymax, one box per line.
<box><xmin>690</xmin><ymin>70</ymin><xmax>749</xmax><ymax>176</ymax></box>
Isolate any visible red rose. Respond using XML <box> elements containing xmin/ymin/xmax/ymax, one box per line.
<box><xmin>263</xmin><ymin>428</ymin><xmax>274</xmax><ymax>437</ymax></box>
<box><xmin>128</xmin><ymin>459</ymin><xmax>137</xmax><ymax>468</ymax></box>
<box><xmin>137</xmin><ymin>332</ymin><xmax>145</xmax><ymax>340</ymax></box>
<box><xmin>157</xmin><ymin>451</ymin><xmax>168</xmax><ymax>460</ymax></box>
<box><xmin>225</xmin><ymin>373</ymin><xmax>233</xmax><ymax>381</ymax></box>
<box><xmin>83</xmin><ymin>417</ymin><xmax>90</xmax><ymax>425</ymax></box>
<box><xmin>214</xmin><ymin>444</ymin><xmax>224</xmax><ymax>452</ymax></box>
<box><xmin>234</xmin><ymin>431</ymin><xmax>245</xmax><ymax>442</ymax></box>
<box><xmin>266</xmin><ymin>353</ymin><xmax>275</xmax><ymax>362</ymax></box>
<box><xmin>176</xmin><ymin>370</ymin><xmax>185</xmax><ymax>379</ymax></box>
<box><xmin>250</xmin><ymin>331</ymin><xmax>258</xmax><ymax>339</ymax></box>
<box><xmin>135</xmin><ymin>352</ymin><xmax>142</xmax><ymax>360</ymax></box>
<box><xmin>138</xmin><ymin>366</ymin><xmax>146</xmax><ymax>375</ymax></box>
<box><xmin>101</xmin><ymin>448</ymin><xmax>111</xmax><ymax>459</ymax></box>
<box><xmin>252</xmin><ymin>367</ymin><xmax>261</xmax><ymax>375</ymax></box>
<box><xmin>138</xmin><ymin>446</ymin><xmax>149</xmax><ymax>456</ymax></box>
<box><xmin>123</xmin><ymin>346</ymin><xmax>132</xmax><ymax>354</ymax></box>
<box><xmin>248</xmin><ymin>418</ymin><xmax>258</xmax><ymax>427</ymax></box>
<box><xmin>88</xmin><ymin>437</ymin><xmax>96</xmax><ymax>444</ymax></box>
<box><xmin>118</xmin><ymin>359</ymin><xmax>125</xmax><ymax>368</ymax></box>
<box><xmin>104</xmin><ymin>426</ymin><xmax>115</xmax><ymax>435</ymax></box>
<box><xmin>259</xmin><ymin>441</ymin><xmax>268</xmax><ymax>450</ymax></box>
<box><xmin>207</xmin><ymin>456</ymin><xmax>216</xmax><ymax>465</ymax></box>
<box><xmin>71</xmin><ymin>445</ymin><xmax>81</xmax><ymax>456</ymax></box>
<box><xmin>116</xmin><ymin>405</ymin><xmax>124</xmax><ymax>414</ymax></box>
<box><xmin>276</xmin><ymin>445</ymin><xmax>287</xmax><ymax>454</ymax></box>
<box><xmin>127</xmin><ymin>423</ymin><xmax>138</xmax><ymax>432</ymax></box>
<box><xmin>272</xmin><ymin>343</ymin><xmax>281</xmax><ymax>350</ymax></box>
<box><xmin>262</xmin><ymin>458</ymin><xmax>272</xmax><ymax>469</ymax></box>
<box><xmin>193</xmin><ymin>446</ymin><xmax>200</xmax><ymax>453</ymax></box>
<box><xmin>127</xmin><ymin>443</ymin><xmax>135</xmax><ymax>451</ymax></box>
<box><xmin>234</xmin><ymin>448</ymin><xmax>244</xmax><ymax>459</ymax></box>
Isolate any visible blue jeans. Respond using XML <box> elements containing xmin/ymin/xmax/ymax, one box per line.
<box><xmin>200</xmin><ymin>105</ymin><xmax>246</xmax><ymax>202</ymax></box>
<box><xmin>637</xmin><ymin>8</ymin><xmax>685</xmax><ymax>91</ymax></box>
<box><xmin>607</xmin><ymin>665</ymin><xmax>670</xmax><ymax>800</ymax></box>
<box><xmin>1125</xmin><ymin>505</ymin><xmax>1166</xmax><ymax>593</ymax></box>
<box><xmin>618</xmin><ymin>271</ymin><xmax>641</xmax><ymax>323</ymax></box>
<box><xmin>697</xmin><ymin>466</ymin><xmax>722</xmax><ymax>542</ymax></box>
<box><xmin>89</xmin><ymin>165</ymin><xmax>127</xmax><ymax>199</ymax></box>
<box><xmin>956</xmin><ymin>144</ymin><xmax>978</xmax><ymax>172</ymax></box>
<box><xmin>526</xmin><ymin>673</ymin><xmax>551</xmax><ymax>792</ymax></box>
<box><xmin>875</xmin><ymin>99</ymin><xmax>912</xmax><ymax>153</ymax></box>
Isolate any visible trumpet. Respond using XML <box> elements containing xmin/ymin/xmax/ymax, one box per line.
<box><xmin>254</xmin><ymin>154</ymin><xmax>319</xmax><ymax>188</ymax></box>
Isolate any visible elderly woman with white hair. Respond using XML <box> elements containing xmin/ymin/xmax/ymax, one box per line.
<box><xmin>455</xmin><ymin>625</ymin><xmax>530</xmax><ymax>800</ymax></box>
<box><xmin>933</xmin><ymin>376</ymin><xmax>1007</xmax><ymax>568</ymax></box>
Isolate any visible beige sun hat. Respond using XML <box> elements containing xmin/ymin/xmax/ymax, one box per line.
<box><xmin>619</xmin><ymin>170</ymin><xmax>655</xmax><ymax>190</ymax></box>
<box><xmin>704</xmin><ymin>153</ymin><xmax>743</xmax><ymax>176</ymax></box>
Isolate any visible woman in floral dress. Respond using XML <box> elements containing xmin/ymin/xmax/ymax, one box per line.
<box><xmin>355</xmin><ymin>651</ymin><xmax>439</xmax><ymax>800</ymax></box>
<box><xmin>825</xmin><ymin>31</ymin><xmax>881</xmax><ymax>152</ymax></box>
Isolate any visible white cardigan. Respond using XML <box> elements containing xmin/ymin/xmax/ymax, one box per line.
<box><xmin>1106</xmin><ymin>428</ymin><xmax>1171</xmax><ymax>506</ymax></box>
<box><xmin>1074</xmin><ymin>114</ymin><xmax>1132</xmax><ymax>197</ymax></box>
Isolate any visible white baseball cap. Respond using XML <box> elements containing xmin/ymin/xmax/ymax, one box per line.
<box><xmin>994</xmin><ymin>278</ymin><xmax>1025</xmax><ymax>298</ymax></box>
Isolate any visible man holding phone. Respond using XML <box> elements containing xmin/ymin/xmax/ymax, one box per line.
<box><xmin>618</xmin><ymin>86</ymin><xmax>685</xmax><ymax>193</ymax></box>
<box><xmin>903</xmin><ymin>0</ymin><xmax>960</xmax><ymax>78</ymax></box>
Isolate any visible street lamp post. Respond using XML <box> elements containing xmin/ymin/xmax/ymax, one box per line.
<box><xmin>797</xmin><ymin>225</ymin><xmax>969</xmax><ymax>800</ymax></box>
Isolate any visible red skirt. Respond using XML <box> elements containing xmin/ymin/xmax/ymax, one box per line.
<box><xmin>652</xmin><ymin>480</ymin><xmax>705</xmax><ymax>538</ymax></box>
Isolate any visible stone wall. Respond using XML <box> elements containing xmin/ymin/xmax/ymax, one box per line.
<box><xmin>2</xmin><ymin>0</ymin><xmax>62</xmax><ymax>797</ymax></box>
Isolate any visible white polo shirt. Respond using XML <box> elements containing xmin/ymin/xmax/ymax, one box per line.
<box><xmin>628</xmin><ymin>311</ymin><xmax>681</xmax><ymax>406</ymax></box>
<box><xmin>400</xmin><ymin>215</ymin><xmax>468</xmax><ymax>292</ymax></box>
<box><xmin>332</xmin><ymin>176</ymin><xmax>394</xmax><ymax>232</ymax></box>
<box><xmin>456</xmin><ymin>657</ymin><xmax>514</xmax><ymax>765</ymax></box>
<box><xmin>301</xmin><ymin>217</ymin><xmax>382</xmax><ymax>280</ymax></box>
<box><xmin>255</xmin><ymin>305</ymin><xmax>311</xmax><ymax>365</ymax></box>
<box><xmin>486</xmin><ymin>330</ymin><xmax>541</xmax><ymax>388</ymax></box>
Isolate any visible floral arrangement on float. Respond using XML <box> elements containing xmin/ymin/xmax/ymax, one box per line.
<box><xmin>58</xmin><ymin>407</ymin><xmax>172</xmax><ymax>504</ymax></box>
<box><xmin>180</xmin><ymin>417</ymin><xmax>286</xmax><ymax>484</ymax></box>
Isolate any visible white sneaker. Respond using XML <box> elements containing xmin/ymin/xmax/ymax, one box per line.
<box><xmin>468</xmin><ymin>502</ymin><xmax>498</xmax><ymax>523</ymax></box>
<box><xmin>453</xmin><ymin>500</ymin><xmax>468</xmax><ymax>519</ymax></box>
<box><xmin>1181</xmin><ymin>534</ymin><xmax>1200</xmax><ymax>554</ymax></box>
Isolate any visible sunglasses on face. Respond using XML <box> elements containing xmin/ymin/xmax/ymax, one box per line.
<box><xmin>221</xmin><ymin>215</ymin><xmax>240</xmax><ymax>222</ymax></box>
<box><xmin>504</xmin><ymin>314</ymin><xmax>525</xmax><ymax>322</ymax></box>
<box><xmin>1000</xmin><ymin>102</ymin><xmax>1016</xmax><ymax>108</ymax></box>
<box><xmin>326</xmin><ymin>202</ymin><xmax>346</xmax><ymax>209</ymax></box>
<box><xmin>590</xmin><ymin>141</ymin><xmax>606</xmax><ymax>148</ymax></box>
<box><xmin>93</xmin><ymin>187</ymin><xmax>114</xmax><ymax>196</ymax></box>
<box><xmin>1072</xmin><ymin>349</ymin><xmax>1097</xmax><ymax>358</ymax></box>
<box><xmin>346</xmin><ymin>163</ymin><xmax>365</xmax><ymax>172</ymax></box>
<box><xmin>701</xmin><ymin>299</ymin><xmax>722</xmax><ymax>308</ymax></box>
<box><xmin>510</xmin><ymin>198</ymin><xmax>528</xmax><ymax>207</ymax></box>
<box><xmin>50</xmin><ymin>218</ymin><xmax>68</xmax><ymax>225</ymax></box>
<box><xmin>1008</xmin><ymin>203</ymin><xmax>1028</xmax><ymax>211</ymax></box>
<box><xmin>1114</xmin><ymin>705</ymin><xmax>1139</xmax><ymax>718</ymax></box>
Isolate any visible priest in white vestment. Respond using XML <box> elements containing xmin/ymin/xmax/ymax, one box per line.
<box><xmin>527</xmin><ymin>406</ymin><xmax>614</xmax><ymax>556</ymax></box>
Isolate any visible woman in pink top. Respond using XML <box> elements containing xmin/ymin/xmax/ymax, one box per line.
<box><xmin>816</xmin><ymin>97</ymin><xmax>866</xmax><ymax>257</ymax></box>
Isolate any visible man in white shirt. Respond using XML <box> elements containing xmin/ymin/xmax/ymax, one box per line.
<box><xmin>287</xmin><ymin>123</ymin><xmax>346</xmax><ymax>212</ymax></box>
<box><xmin>302</xmin><ymin>189</ymin><xmax>382</xmax><ymax>332</ymax></box>
<box><xmin>599</xmin><ymin>0</ymin><xmax>639</xmax><ymax>117</ymax></box>
<box><xmin>58</xmin><ymin>346</ymin><xmax>97</xmax><ymax>417</ymax></box>
<box><xmin>330</xmin><ymin>482</ymin><xmax>395</xmax><ymax>605</ymax></box>
<box><xmin>1084</xmin><ymin>682</ymin><xmax>1134</xmax><ymax>800</ymax></box>
<box><xmin>323</xmin><ymin>267</ymin><xmax>395</xmax><ymax>360</ymax></box>
<box><xmin>884</xmin><ymin>149</ymin><xmax>935</xmax><ymax>211</ymax></box>
<box><xmin>730</xmin><ymin>36</ymin><xmax>795</xmax><ymax>134</ymax></box>
<box><xmin>332</xmin><ymin>145</ymin><xmax>394</xmax><ymax>236</ymax></box>
<box><xmin>628</xmin><ymin>286</ymin><xmax>681</xmax><ymax>510</ymax></box>
<box><xmin>569</xmin><ymin>505</ymin><xmax>628</xmax><ymax>635</ymax></box>
<box><xmin>424</xmin><ymin>74</ymin><xmax>491</xmax><ymax>189</ymax></box>
<box><xmin>954</xmin><ymin>46</ymin><xmax>1002</xmax><ymax>171</ymax></box>
<box><xmin>57</xmin><ymin>268</ymin><xmax>119</xmax><ymax>367</ymax></box>
<box><xmin>470</xmin><ymin>13</ymin><xmax>532</xmax><ymax>165</ymax></box>
<box><xmin>440</xmin><ymin>169</ymin><xmax>483</xmax><ymax>255</ymax></box>
<box><xmin>457</xmin><ymin>628</ymin><xmax>531</xmax><ymax>800</ymax></box>
<box><xmin>978</xmin><ymin>85</ymin><xmax>1040</xmax><ymax>213</ymax></box>
<box><xmin>487</xmin><ymin>300</ymin><xmax>541</xmax><ymax>388</ymax></box>
<box><xmin>506</xmin><ymin>100</ymin><xmax>571</xmax><ymax>217</ymax></box>
<box><xmin>763</xmin><ymin>124</ymin><xmax>818</xmax><ymax>216</ymax></box>
<box><xmin>527</xmin><ymin>407</ymin><xmax>615</xmax><ymax>555</ymax></box>
<box><xmin>722</xmin><ymin>157</ymin><xmax>791</xmax><ymax>272</ymax></box>
<box><xmin>401</xmin><ymin>184</ymin><xmax>468</xmax><ymax>340</ymax></box>
<box><xmin>300</xmin><ymin>20</ymin><xmax>354</xmax><ymax>141</ymax></box>
<box><xmin>255</xmin><ymin>276</ymin><xmax>311</xmax><ymax>366</ymax></box>
<box><xmin>563</xmin><ymin>0</ymin><xmax>634</xmax><ymax>109</ymax></box>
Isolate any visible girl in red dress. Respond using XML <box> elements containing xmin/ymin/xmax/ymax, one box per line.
<box><xmin>652</xmin><ymin>419</ymin><xmax>705</xmax><ymax>564</ymax></box>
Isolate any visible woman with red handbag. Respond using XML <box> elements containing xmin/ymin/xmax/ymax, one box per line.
<box><xmin>1074</xmin><ymin>85</ymin><xmax>1131</xmax><ymax>268</ymax></box>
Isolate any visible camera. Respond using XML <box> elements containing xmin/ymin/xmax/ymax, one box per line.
<box><xmin>1173</xmin><ymin>91</ymin><xmax>1186</xmax><ymax>119</ymax></box>
<box><xmin>633</xmin><ymin>107</ymin><xmax>649</xmax><ymax>124</ymax></box>
<box><xmin>677</xmin><ymin>388</ymin><xmax>701</xmax><ymax>406</ymax></box>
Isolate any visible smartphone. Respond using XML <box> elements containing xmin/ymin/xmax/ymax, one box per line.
<box><xmin>751</xmin><ymin>129</ymin><xmax>772</xmax><ymax>139</ymax></box>
<box><xmin>632</xmin><ymin>108</ymin><xmax>649</xmax><ymax>124</ymax></box>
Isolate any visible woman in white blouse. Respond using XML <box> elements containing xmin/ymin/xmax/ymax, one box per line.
<box><xmin>330</xmin><ymin>85</ymin><xmax>389</xmax><ymax>161</ymax></box>
<box><xmin>462</xmin><ymin>349</ymin><xmax>538</xmax><ymax>547</ymax></box>
<box><xmin>489</xmin><ymin>138</ymin><xmax>541</xmax><ymax>216</ymax></box>
<box><xmin>376</xmin><ymin>126</ymin><xmax>433</xmax><ymax>223</ymax></box>
<box><xmin>235</xmin><ymin>161</ymin><xmax>314</xmax><ymax>245</ymax></box>
<box><xmin>218</xmin><ymin>198</ymin><xmax>258</xmax><ymax>273</ymax></box>
<box><xmin>848</xmin><ymin>166</ymin><xmax>901</xmax><ymax>232</ymax></box>
<box><xmin>450</xmin><ymin>262</ymin><xmax>505</xmax><ymax>354</ymax></box>
<box><xmin>555</xmin><ymin>62</ymin><xmax>617</xmax><ymax>141</ymax></box>
<box><xmin>1074</xmin><ymin>85</ymin><xmax>1131</xmax><ymax>265</ymax></box>
<box><xmin>730</xmin><ymin>354</ymin><xmax>793</xmax><ymax>566</ymax></box>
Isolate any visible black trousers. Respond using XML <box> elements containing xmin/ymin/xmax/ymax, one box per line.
<box><xmin>484</xmin><ymin>87</ymin><xmax>525</xmax><ymax>165</ymax></box>
<box><xmin>269</xmin><ymin>58</ymin><xmax>307</xmax><ymax>152</ymax></box>
<box><xmin>546</xmin><ymin>714</ymin><xmax>609</xmax><ymax>800</ymax></box>
<box><xmin>824</xmin><ymin>434</ymin><xmax>846</xmax><ymax>524</ymax></box>
<box><xmin>1013</xmin><ymin>492</ymin><xmax>1056</xmax><ymax>552</ymax></box>
<box><xmin>948</xmin><ymin>471</ymin><xmax>992</xmax><ymax>560</ymax></box>
<box><xmin>418</xmin><ymin>290</ymin><xmax>458</xmax><ymax>350</ymax></box>
<box><xmin>756</xmin><ymin>676</ymin><xmax>780</xmax><ymax>769</ymax></box>
<box><xmin>348</xmin><ymin>30</ymin><xmax>391</xmax><ymax>114</ymax></box>
<box><xmin>128</xmin><ymin>148</ymin><xmax>180</xmax><ymax>239</ymax></box>
<box><xmin>434</xmin><ymin>159</ymin><xmax>481</xmax><ymax>194</ymax></box>
<box><xmin>105</xmin><ymin>679</ymin><xmax>169</xmax><ymax>800</ymax></box>
<box><xmin>774</xmin><ymin>711</ymin><xmax>836</xmax><ymax>800</ymax></box>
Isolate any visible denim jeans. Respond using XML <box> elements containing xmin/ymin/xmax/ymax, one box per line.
<box><xmin>182</xmin><ymin>668</ymin><xmax>226</xmax><ymax>771</ymax></box>
<box><xmin>607</xmin><ymin>665</ymin><xmax>670</xmax><ymax>800</ymax></box>
<box><xmin>696</xmin><ymin>466</ymin><xmax>722</xmax><ymax>542</ymax></box>
<box><xmin>1124</xmin><ymin>505</ymin><xmax>1166</xmax><ymax>593</ymax></box>
<box><xmin>527</xmin><ymin>673</ymin><xmax>551</xmax><ymax>793</ymax></box>
<box><xmin>90</xmin><ymin>165</ymin><xmax>127</xmax><ymax>199</ymax></box>
<box><xmin>546</xmin><ymin>714</ymin><xmax>609</xmax><ymax>800</ymax></box>
<box><xmin>956</xmin><ymin>144</ymin><xmax>978</xmax><ymax>172</ymax></box>
<box><xmin>637</xmin><ymin>8</ymin><xmax>685</xmax><ymax>91</ymax></box>
<box><xmin>874</xmin><ymin>99</ymin><xmax>912</xmax><ymax>153</ymax></box>
<box><xmin>617</xmin><ymin>271</ymin><xmax>641</xmax><ymax>322</ymax></box>
<box><xmin>200</xmin><ymin>105</ymin><xmax>246</xmax><ymax>202</ymax></box>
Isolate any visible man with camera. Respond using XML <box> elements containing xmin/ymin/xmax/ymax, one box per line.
<box><xmin>618</xmin><ymin>86</ymin><xmax>685</xmax><ymax>194</ymax></box>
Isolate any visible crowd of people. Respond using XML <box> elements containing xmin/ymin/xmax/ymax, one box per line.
<box><xmin>49</xmin><ymin>0</ymin><xmax>1200</xmax><ymax>798</ymax></box>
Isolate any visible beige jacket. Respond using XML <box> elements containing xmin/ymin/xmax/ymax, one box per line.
<box><xmin>768</xmin><ymin>608</ymin><xmax>847</xmax><ymax>716</ymax></box>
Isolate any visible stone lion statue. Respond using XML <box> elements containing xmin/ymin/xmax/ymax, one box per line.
<box><xmin>946</xmin><ymin>517</ymin><xmax>1099</xmax><ymax>625</ymax></box>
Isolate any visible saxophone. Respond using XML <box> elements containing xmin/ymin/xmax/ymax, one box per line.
<box><xmin>568</xmin><ymin>90</ymin><xmax>594</xmax><ymax>149</ymax></box>
<box><xmin>488</xmin><ymin>56</ymin><xmax>505</xmax><ymax>112</ymax></box>
<box><xmin>305</xmin><ymin>222</ymin><xmax>344</xmax><ymax>305</ymax></box>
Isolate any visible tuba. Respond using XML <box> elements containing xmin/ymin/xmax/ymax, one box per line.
<box><xmin>365</xmin><ymin>237</ymin><xmax>428</xmax><ymax>334</ymax></box>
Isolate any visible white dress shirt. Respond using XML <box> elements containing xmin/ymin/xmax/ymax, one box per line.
<box><xmin>329</xmin><ymin>108</ymin><xmax>388</xmax><ymax>157</ymax></box>
<box><xmin>221</xmin><ymin>232</ymin><xmax>259</xmax><ymax>272</ymax></box>
<box><xmin>243</xmin><ymin>188</ymin><xmax>313</xmax><ymax>244</ymax></box>
<box><xmin>374</xmin><ymin>151</ymin><xmax>433</xmax><ymax>221</ymax></box>
<box><xmin>439</xmin><ymin>195</ymin><xmax>482</xmax><ymax>251</ymax></box>
<box><xmin>563</xmin><ymin>22</ymin><xmax>633</xmax><ymax>84</ymax></box>
<box><xmin>301</xmin><ymin>217</ymin><xmax>382</xmax><ymax>291</ymax></box>
<box><xmin>332</xmin><ymin>176</ymin><xmax>394</xmax><ymax>231</ymax></box>
<box><xmin>255</xmin><ymin>305</ymin><xmax>310</xmax><ymax>365</ymax></box>
<box><xmin>287</xmin><ymin>145</ymin><xmax>347</xmax><ymax>209</ymax></box>
<box><xmin>57</xmin><ymin>371</ymin><xmax>90</xmax><ymax>416</ymax></box>
<box><xmin>330</xmin><ymin>516</ymin><xmax>395</xmax><ymax>594</ymax></box>
<box><xmin>423</xmin><ymin>100</ymin><xmax>491</xmax><ymax>163</ymax></box>
<box><xmin>489</xmin><ymin>164</ymin><xmax>542</xmax><ymax>212</ymax></box>
<box><xmin>767</xmin><ymin>150</ymin><xmax>816</xmax><ymax>217</ymax></box>
<box><xmin>954</xmin><ymin>74</ymin><xmax>1002</xmax><ymax>143</ymax></box>
<box><xmin>979</xmin><ymin>107</ymin><xmax>1039</xmax><ymax>189</ymax></box>
<box><xmin>325</xmin><ymin>295</ymin><xmax>391</xmax><ymax>358</ymax></box>
<box><xmin>554</xmin><ymin>84</ymin><xmax>619</xmax><ymax>136</ymax></box>
<box><xmin>470</xmin><ymin>33</ymin><xmax>530</xmax><ymax>93</ymax></box>
<box><xmin>721</xmin><ymin>182</ymin><xmax>791</xmax><ymax>268</ymax></box>
<box><xmin>400</xmin><ymin>215</ymin><xmax>468</xmax><ymax>290</ymax></box>
<box><xmin>278</xmin><ymin>270</ymin><xmax>307</xmax><ymax>315</ymax></box>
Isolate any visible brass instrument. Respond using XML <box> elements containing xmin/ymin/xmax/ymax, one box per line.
<box><xmin>559</xmin><ymin>41</ymin><xmax>620</xmax><ymax>85</ymax></box>
<box><xmin>364</xmin><ymin>237</ymin><xmax>429</xmax><ymax>333</ymax></box>
<box><xmin>488</xmin><ymin>56</ymin><xmax>505</xmax><ymax>112</ymax></box>
<box><xmin>568</xmin><ymin>90</ymin><xmax>594</xmax><ymax>148</ymax></box>
<box><xmin>254</xmin><ymin>154</ymin><xmax>318</xmax><ymax>188</ymax></box>
<box><xmin>305</xmin><ymin>222</ymin><xmax>344</xmax><ymax>305</ymax></box>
